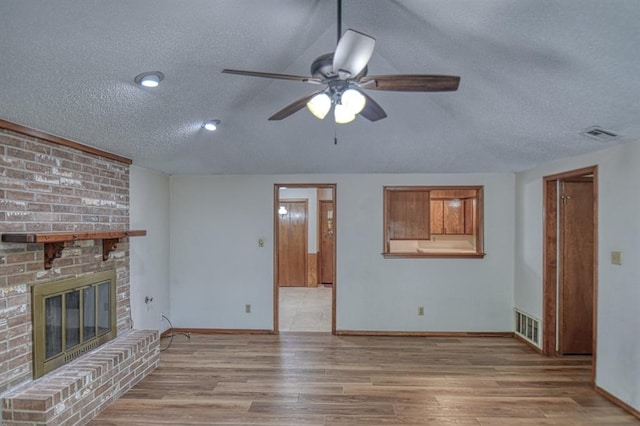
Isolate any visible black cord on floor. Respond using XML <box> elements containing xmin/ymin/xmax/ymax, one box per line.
<box><xmin>160</xmin><ymin>314</ymin><xmax>190</xmax><ymax>351</ymax></box>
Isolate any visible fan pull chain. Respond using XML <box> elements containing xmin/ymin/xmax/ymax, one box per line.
<box><xmin>334</xmin><ymin>125</ymin><xmax>338</xmax><ymax>145</ymax></box>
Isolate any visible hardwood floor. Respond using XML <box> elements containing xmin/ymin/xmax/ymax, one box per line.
<box><xmin>90</xmin><ymin>333</ymin><xmax>638</xmax><ymax>425</ymax></box>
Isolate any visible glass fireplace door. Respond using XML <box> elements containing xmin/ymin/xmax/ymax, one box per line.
<box><xmin>83</xmin><ymin>286</ymin><xmax>96</xmax><ymax>340</ymax></box>
<box><xmin>44</xmin><ymin>295</ymin><xmax>63</xmax><ymax>359</ymax></box>
<box><xmin>32</xmin><ymin>270</ymin><xmax>117</xmax><ymax>378</ymax></box>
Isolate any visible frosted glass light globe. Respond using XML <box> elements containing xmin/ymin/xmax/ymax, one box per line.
<box><xmin>306</xmin><ymin>93</ymin><xmax>331</xmax><ymax>120</ymax></box>
<box><xmin>340</xmin><ymin>88</ymin><xmax>366</xmax><ymax>115</ymax></box>
<box><xmin>334</xmin><ymin>103</ymin><xmax>356</xmax><ymax>124</ymax></box>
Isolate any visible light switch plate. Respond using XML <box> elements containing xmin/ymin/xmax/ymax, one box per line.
<box><xmin>611</xmin><ymin>251</ymin><xmax>622</xmax><ymax>265</ymax></box>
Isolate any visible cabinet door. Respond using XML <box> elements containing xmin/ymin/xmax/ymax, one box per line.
<box><xmin>388</xmin><ymin>191</ymin><xmax>430</xmax><ymax>239</ymax></box>
<box><xmin>430</xmin><ymin>199</ymin><xmax>444</xmax><ymax>234</ymax></box>
<box><xmin>443</xmin><ymin>200</ymin><xmax>465</xmax><ymax>234</ymax></box>
<box><xmin>464</xmin><ymin>199</ymin><xmax>475</xmax><ymax>235</ymax></box>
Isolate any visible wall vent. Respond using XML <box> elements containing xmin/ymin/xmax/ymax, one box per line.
<box><xmin>514</xmin><ymin>309</ymin><xmax>541</xmax><ymax>348</ymax></box>
<box><xmin>580</xmin><ymin>126</ymin><xmax>621</xmax><ymax>142</ymax></box>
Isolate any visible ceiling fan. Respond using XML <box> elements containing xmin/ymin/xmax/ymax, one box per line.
<box><xmin>222</xmin><ymin>0</ymin><xmax>460</xmax><ymax>124</ymax></box>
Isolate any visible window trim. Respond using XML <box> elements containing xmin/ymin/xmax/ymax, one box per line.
<box><xmin>383</xmin><ymin>185</ymin><xmax>485</xmax><ymax>259</ymax></box>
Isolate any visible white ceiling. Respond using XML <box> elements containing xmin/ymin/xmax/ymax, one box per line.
<box><xmin>1</xmin><ymin>0</ymin><xmax>639</xmax><ymax>175</ymax></box>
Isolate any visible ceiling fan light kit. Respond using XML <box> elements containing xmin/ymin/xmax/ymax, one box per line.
<box><xmin>306</xmin><ymin>88</ymin><xmax>365</xmax><ymax>123</ymax></box>
<box><xmin>221</xmin><ymin>0</ymin><xmax>460</xmax><ymax>124</ymax></box>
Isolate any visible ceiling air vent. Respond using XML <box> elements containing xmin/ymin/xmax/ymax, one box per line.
<box><xmin>580</xmin><ymin>126</ymin><xmax>621</xmax><ymax>142</ymax></box>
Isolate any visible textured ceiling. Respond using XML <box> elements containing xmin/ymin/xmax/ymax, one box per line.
<box><xmin>1</xmin><ymin>0</ymin><xmax>639</xmax><ymax>175</ymax></box>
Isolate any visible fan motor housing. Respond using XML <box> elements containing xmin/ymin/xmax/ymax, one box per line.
<box><xmin>310</xmin><ymin>53</ymin><xmax>367</xmax><ymax>80</ymax></box>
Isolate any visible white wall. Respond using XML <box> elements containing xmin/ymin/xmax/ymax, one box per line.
<box><xmin>170</xmin><ymin>175</ymin><xmax>274</xmax><ymax>329</ymax></box>
<box><xmin>170</xmin><ymin>173</ymin><xmax>515</xmax><ymax>332</ymax></box>
<box><xmin>129</xmin><ymin>166</ymin><xmax>171</xmax><ymax>332</ymax></box>
<box><xmin>514</xmin><ymin>139</ymin><xmax>640</xmax><ymax>411</ymax></box>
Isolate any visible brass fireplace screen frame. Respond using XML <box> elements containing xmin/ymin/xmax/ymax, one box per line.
<box><xmin>32</xmin><ymin>269</ymin><xmax>117</xmax><ymax>378</ymax></box>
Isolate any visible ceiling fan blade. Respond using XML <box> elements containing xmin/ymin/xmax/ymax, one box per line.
<box><xmin>222</xmin><ymin>69</ymin><xmax>322</xmax><ymax>84</ymax></box>
<box><xmin>360</xmin><ymin>75</ymin><xmax>460</xmax><ymax>92</ymax></box>
<box><xmin>359</xmin><ymin>92</ymin><xmax>387</xmax><ymax>122</ymax></box>
<box><xmin>332</xmin><ymin>29</ymin><xmax>375</xmax><ymax>79</ymax></box>
<box><xmin>269</xmin><ymin>90</ymin><xmax>324</xmax><ymax>121</ymax></box>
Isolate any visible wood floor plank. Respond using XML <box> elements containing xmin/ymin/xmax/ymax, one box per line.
<box><xmin>478</xmin><ymin>416</ymin><xmax>640</xmax><ymax>425</ymax></box>
<box><xmin>393</xmin><ymin>402</ymin><xmax>547</xmax><ymax>419</ymax></box>
<box><xmin>89</xmin><ymin>333</ymin><xmax>639</xmax><ymax>425</ymax></box>
<box><xmin>324</xmin><ymin>416</ymin><xmax>481</xmax><ymax>425</ymax></box>
<box><xmin>342</xmin><ymin>384</ymin><xmax>600</xmax><ymax>399</ymax></box>
<box><xmin>248</xmin><ymin>401</ymin><xmax>395</xmax><ymax>416</ymax></box>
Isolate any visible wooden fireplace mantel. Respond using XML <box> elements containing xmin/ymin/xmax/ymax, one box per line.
<box><xmin>1</xmin><ymin>230</ymin><xmax>147</xmax><ymax>269</ymax></box>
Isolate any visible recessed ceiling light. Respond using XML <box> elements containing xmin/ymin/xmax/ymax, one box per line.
<box><xmin>202</xmin><ymin>120</ymin><xmax>221</xmax><ymax>131</ymax></box>
<box><xmin>134</xmin><ymin>71</ymin><xmax>165</xmax><ymax>88</ymax></box>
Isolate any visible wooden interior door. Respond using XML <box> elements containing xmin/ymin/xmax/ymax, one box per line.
<box><xmin>558</xmin><ymin>178</ymin><xmax>594</xmax><ymax>355</ymax></box>
<box><xmin>278</xmin><ymin>200</ymin><xmax>307</xmax><ymax>287</ymax></box>
<box><xmin>319</xmin><ymin>200</ymin><xmax>334</xmax><ymax>285</ymax></box>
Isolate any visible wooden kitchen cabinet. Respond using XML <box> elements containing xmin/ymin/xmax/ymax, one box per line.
<box><xmin>430</xmin><ymin>198</ymin><xmax>473</xmax><ymax>235</ymax></box>
<box><xmin>388</xmin><ymin>190</ymin><xmax>431</xmax><ymax>239</ymax></box>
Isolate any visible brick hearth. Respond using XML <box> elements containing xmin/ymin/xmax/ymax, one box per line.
<box><xmin>2</xmin><ymin>330</ymin><xmax>158</xmax><ymax>425</ymax></box>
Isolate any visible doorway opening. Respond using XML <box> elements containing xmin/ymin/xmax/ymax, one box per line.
<box><xmin>543</xmin><ymin>166</ymin><xmax>598</xmax><ymax>377</ymax></box>
<box><xmin>274</xmin><ymin>184</ymin><xmax>336</xmax><ymax>334</ymax></box>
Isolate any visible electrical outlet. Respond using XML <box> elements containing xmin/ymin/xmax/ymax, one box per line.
<box><xmin>418</xmin><ymin>306</ymin><xmax>424</xmax><ymax>316</ymax></box>
<box><xmin>611</xmin><ymin>251</ymin><xmax>623</xmax><ymax>265</ymax></box>
<box><xmin>245</xmin><ymin>304</ymin><xmax>251</xmax><ymax>313</ymax></box>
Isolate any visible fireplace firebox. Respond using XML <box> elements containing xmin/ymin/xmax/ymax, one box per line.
<box><xmin>32</xmin><ymin>270</ymin><xmax>117</xmax><ymax>378</ymax></box>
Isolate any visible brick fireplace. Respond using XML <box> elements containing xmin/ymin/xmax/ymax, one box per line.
<box><xmin>0</xmin><ymin>124</ymin><xmax>159</xmax><ymax>424</ymax></box>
